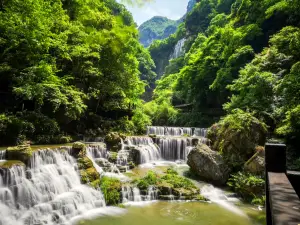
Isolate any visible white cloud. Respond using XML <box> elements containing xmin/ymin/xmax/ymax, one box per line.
<box><xmin>121</xmin><ymin>0</ymin><xmax>189</xmax><ymax>25</ymax></box>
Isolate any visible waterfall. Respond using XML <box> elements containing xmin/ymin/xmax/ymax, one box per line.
<box><xmin>0</xmin><ymin>149</ymin><xmax>106</xmax><ymax>225</ymax></box>
<box><xmin>147</xmin><ymin>126</ymin><xmax>165</xmax><ymax>136</ymax></box>
<box><xmin>201</xmin><ymin>185</ymin><xmax>245</xmax><ymax>216</ymax></box>
<box><xmin>193</xmin><ymin>128</ymin><xmax>208</xmax><ymax>137</ymax></box>
<box><xmin>170</xmin><ymin>38</ymin><xmax>186</xmax><ymax>59</ymax></box>
<box><xmin>146</xmin><ymin>186</ymin><xmax>158</xmax><ymax>201</ymax></box>
<box><xmin>125</xmin><ymin>137</ymin><xmax>161</xmax><ymax>164</ymax></box>
<box><xmin>147</xmin><ymin>126</ymin><xmax>208</xmax><ymax>137</ymax></box>
<box><xmin>87</xmin><ymin>145</ymin><xmax>107</xmax><ymax>159</ymax></box>
<box><xmin>86</xmin><ymin>147</ymin><xmax>104</xmax><ymax>175</ymax></box>
<box><xmin>126</xmin><ymin>136</ymin><xmax>155</xmax><ymax>146</ymax></box>
<box><xmin>136</xmin><ymin>145</ymin><xmax>161</xmax><ymax>164</ymax></box>
<box><xmin>86</xmin><ymin>145</ymin><xmax>129</xmax><ymax>181</ymax></box>
<box><xmin>122</xmin><ymin>186</ymin><xmax>142</xmax><ymax>203</ymax></box>
<box><xmin>156</xmin><ymin>137</ymin><xmax>193</xmax><ymax>161</ymax></box>
<box><xmin>0</xmin><ymin>150</ymin><xmax>6</xmax><ymax>160</ymax></box>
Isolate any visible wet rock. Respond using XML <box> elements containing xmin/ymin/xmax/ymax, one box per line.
<box><xmin>187</xmin><ymin>144</ymin><xmax>230</xmax><ymax>185</ymax></box>
<box><xmin>77</xmin><ymin>156</ymin><xmax>93</xmax><ymax>170</ymax></box>
<box><xmin>71</xmin><ymin>142</ymin><xmax>86</xmax><ymax>157</ymax></box>
<box><xmin>104</xmin><ymin>132</ymin><xmax>125</xmax><ymax>152</ymax></box>
<box><xmin>108</xmin><ymin>152</ymin><xmax>118</xmax><ymax>164</ymax></box>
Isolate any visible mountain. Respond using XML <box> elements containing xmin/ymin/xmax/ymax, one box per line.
<box><xmin>138</xmin><ymin>16</ymin><xmax>179</xmax><ymax>47</ymax></box>
<box><xmin>138</xmin><ymin>0</ymin><xmax>197</xmax><ymax>47</ymax></box>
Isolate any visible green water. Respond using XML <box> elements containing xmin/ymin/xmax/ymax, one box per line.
<box><xmin>77</xmin><ymin>201</ymin><xmax>263</xmax><ymax>225</ymax></box>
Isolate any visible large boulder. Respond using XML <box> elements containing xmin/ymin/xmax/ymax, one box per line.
<box><xmin>104</xmin><ymin>132</ymin><xmax>125</xmax><ymax>152</ymax></box>
<box><xmin>187</xmin><ymin>144</ymin><xmax>230</xmax><ymax>185</ymax></box>
<box><xmin>71</xmin><ymin>142</ymin><xmax>86</xmax><ymax>157</ymax></box>
<box><xmin>244</xmin><ymin>146</ymin><xmax>265</xmax><ymax>174</ymax></box>
<box><xmin>207</xmin><ymin>110</ymin><xmax>267</xmax><ymax>169</ymax></box>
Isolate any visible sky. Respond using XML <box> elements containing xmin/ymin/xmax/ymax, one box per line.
<box><xmin>119</xmin><ymin>0</ymin><xmax>190</xmax><ymax>26</ymax></box>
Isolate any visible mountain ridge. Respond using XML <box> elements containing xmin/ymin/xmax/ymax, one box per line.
<box><xmin>138</xmin><ymin>0</ymin><xmax>197</xmax><ymax>47</ymax></box>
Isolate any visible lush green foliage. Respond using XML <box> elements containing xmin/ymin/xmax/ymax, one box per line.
<box><xmin>135</xmin><ymin>169</ymin><xmax>197</xmax><ymax>191</ymax></box>
<box><xmin>100</xmin><ymin>177</ymin><xmax>122</xmax><ymax>205</ymax></box>
<box><xmin>0</xmin><ymin>0</ymin><xmax>154</xmax><ymax>144</ymax></box>
<box><xmin>146</xmin><ymin>0</ymin><xmax>300</xmax><ymax>157</ymax></box>
<box><xmin>227</xmin><ymin>172</ymin><xmax>265</xmax><ymax>205</ymax></box>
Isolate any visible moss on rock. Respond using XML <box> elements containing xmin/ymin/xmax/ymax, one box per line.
<box><xmin>77</xmin><ymin>156</ymin><xmax>93</xmax><ymax>170</ymax></box>
<box><xmin>0</xmin><ymin>160</ymin><xmax>25</xmax><ymax>168</ymax></box>
<box><xmin>104</xmin><ymin>132</ymin><xmax>125</xmax><ymax>152</ymax></box>
<box><xmin>108</xmin><ymin>152</ymin><xmax>118</xmax><ymax>163</ymax></box>
<box><xmin>72</xmin><ymin>142</ymin><xmax>86</xmax><ymax>157</ymax></box>
<box><xmin>6</xmin><ymin>145</ymin><xmax>34</xmax><ymax>164</ymax></box>
<box><xmin>207</xmin><ymin>110</ymin><xmax>267</xmax><ymax>170</ymax></box>
<box><xmin>80</xmin><ymin>167</ymin><xmax>100</xmax><ymax>184</ymax></box>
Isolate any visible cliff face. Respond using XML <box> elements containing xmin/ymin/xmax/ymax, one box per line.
<box><xmin>138</xmin><ymin>0</ymin><xmax>197</xmax><ymax>47</ymax></box>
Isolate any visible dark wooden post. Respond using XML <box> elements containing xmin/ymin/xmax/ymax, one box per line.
<box><xmin>265</xmin><ymin>143</ymin><xmax>286</xmax><ymax>225</ymax></box>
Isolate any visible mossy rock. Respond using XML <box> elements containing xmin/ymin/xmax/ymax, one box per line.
<box><xmin>207</xmin><ymin>110</ymin><xmax>267</xmax><ymax>170</ymax></box>
<box><xmin>77</xmin><ymin>156</ymin><xmax>93</xmax><ymax>170</ymax></box>
<box><xmin>157</xmin><ymin>181</ymin><xmax>173</xmax><ymax>195</ymax></box>
<box><xmin>6</xmin><ymin>145</ymin><xmax>33</xmax><ymax>164</ymax></box>
<box><xmin>72</xmin><ymin>142</ymin><xmax>86</xmax><ymax>157</ymax></box>
<box><xmin>0</xmin><ymin>160</ymin><xmax>25</xmax><ymax>168</ymax></box>
<box><xmin>80</xmin><ymin>167</ymin><xmax>100</xmax><ymax>184</ymax></box>
<box><xmin>108</xmin><ymin>152</ymin><xmax>118</xmax><ymax>163</ymax></box>
<box><xmin>128</xmin><ymin>161</ymin><xmax>136</xmax><ymax>169</ymax></box>
<box><xmin>104</xmin><ymin>132</ymin><xmax>124</xmax><ymax>152</ymax></box>
<box><xmin>158</xmin><ymin>195</ymin><xmax>175</xmax><ymax>200</ymax></box>
<box><xmin>193</xmin><ymin>194</ymin><xmax>208</xmax><ymax>201</ymax></box>
<box><xmin>172</xmin><ymin>187</ymin><xmax>199</xmax><ymax>197</ymax></box>
<box><xmin>148</xmin><ymin>134</ymin><xmax>157</xmax><ymax>138</ymax></box>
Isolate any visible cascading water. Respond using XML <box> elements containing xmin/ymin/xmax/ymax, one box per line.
<box><xmin>156</xmin><ymin>137</ymin><xmax>193</xmax><ymax>161</ymax></box>
<box><xmin>193</xmin><ymin>128</ymin><xmax>208</xmax><ymax>137</ymax></box>
<box><xmin>201</xmin><ymin>185</ymin><xmax>245</xmax><ymax>216</ymax></box>
<box><xmin>87</xmin><ymin>145</ymin><xmax>107</xmax><ymax>159</ymax></box>
<box><xmin>0</xmin><ymin>150</ymin><xmax>6</xmax><ymax>160</ymax></box>
<box><xmin>147</xmin><ymin>126</ymin><xmax>208</xmax><ymax>137</ymax></box>
<box><xmin>170</xmin><ymin>38</ymin><xmax>186</xmax><ymax>59</ymax></box>
<box><xmin>122</xmin><ymin>185</ymin><xmax>142</xmax><ymax>203</ymax></box>
<box><xmin>125</xmin><ymin>137</ymin><xmax>161</xmax><ymax>164</ymax></box>
<box><xmin>147</xmin><ymin>126</ymin><xmax>165</xmax><ymax>136</ymax></box>
<box><xmin>146</xmin><ymin>186</ymin><xmax>158</xmax><ymax>201</ymax></box>
<box><xmin>86</xmin><ymin>146</ymin><xmax>104</xmax><ymax>175</ymax></box>
<box><xmin>0</xmin><ymin>149</ymin><xmax>106</xmax><ymax>225</ymax></box>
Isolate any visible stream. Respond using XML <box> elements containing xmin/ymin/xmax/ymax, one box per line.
<box><xmin>0</xmin><ymin>126</ymin><xmax>265</xmax><ymax>225</ymax></box>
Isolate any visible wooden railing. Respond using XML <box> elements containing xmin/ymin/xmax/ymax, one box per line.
<box><xmin>265</xmin><ymin>143</ymin><xmax>300</xmax><ymax>225</ymax></box>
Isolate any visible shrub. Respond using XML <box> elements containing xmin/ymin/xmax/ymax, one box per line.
<box><xmin>100</xmin><ymin>177</ymin><xmax>122</xmax><ymax>205</ymax></box>
<box><xmin>227</xmin><ymin>172</ymin><xmax>265</xmax><ymax>204</ymax></box>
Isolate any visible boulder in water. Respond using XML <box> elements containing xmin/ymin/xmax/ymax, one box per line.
<box><xmin>187</xmin><ymin>144</ymin><xmax>230</xmax><ymax>185</ymax></box>
<box><xmin>6</xmin><ymin>145</ymin><xmax>33</xmax><ymax>164</ymax></box>
<box><xmin>104</xmin><ymin>132</ymin><xmax>125</xmax><ymax>152</ymax></box>
<box><xmin>244</xmin><ymin>146</ymin><xmax>265</xmax><ymax>174</ymax></box>
<box><xmin>72</xmin><ymin>142</ymin><xmax>86</xmax><ymax>157</ymax></box>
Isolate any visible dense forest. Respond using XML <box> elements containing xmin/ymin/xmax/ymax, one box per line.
<box><xmin>1</xmin><ymin>0</ymin><xmax>300</xmax><ymax>170</ymax></box>
<box><xmin>0</xmin><ymin>0</ymin><xmax>156</xmax><ymax>145</ymax></box>
<box><xmin>145</xmin><ymin>0</ymin><xmax>300</xmax><ymax>168</ymax></box>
